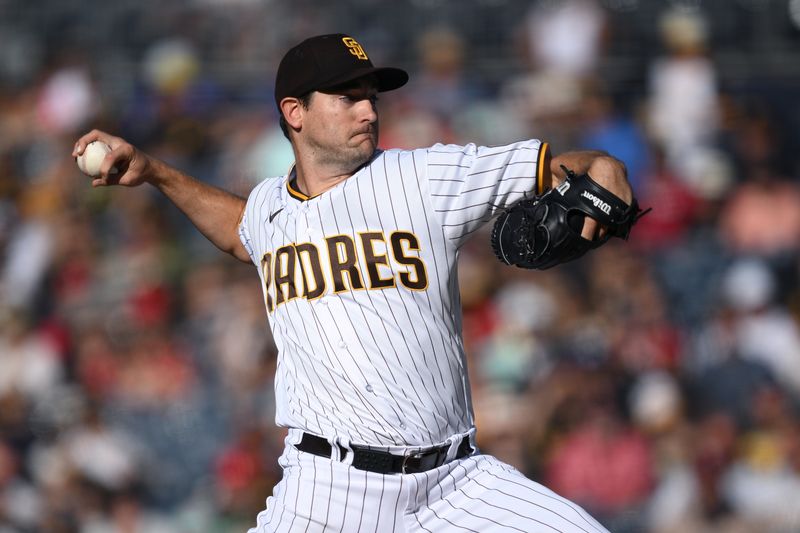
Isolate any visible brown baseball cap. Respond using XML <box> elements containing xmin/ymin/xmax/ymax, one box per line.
<box><xmin>274</xmin><ymin>34</ymin><xmax>408</xmax><ymax>107</ymax></box>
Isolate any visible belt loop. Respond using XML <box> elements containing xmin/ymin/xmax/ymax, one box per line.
<box><xmin>335</xmin><ymin>436</ymin><xmax>353</xmax><ymax>466</ymax></box>
<box><xmin>443</xmin><ymin>435</ymin><xmax>458</xmax><ymax>462</ymax></box>
<box><xmin>328</xmin><ymin>436</ymin><xmax>341</xmax><ymax>462</ymax></box>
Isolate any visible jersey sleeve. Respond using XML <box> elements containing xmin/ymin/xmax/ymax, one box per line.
<box><xmin>237</xmin><ymin>211</ymin><xmax>257</xmax><ymax>265</ymax></box>
<box><xmin>237</xmin><ymin>176</ymin><xmax>283</xmax><ymax>266</ymax></box>
<box><xmin>425</xmin><ymin>139</ymin><xmax>549</xmax><ymax>245</ymax></box>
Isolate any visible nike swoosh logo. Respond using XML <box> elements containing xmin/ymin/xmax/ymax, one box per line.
<box><xmin>268</xmin><ymin>208</ymin><xmax>284</xmax><ymax>223</ymax></box>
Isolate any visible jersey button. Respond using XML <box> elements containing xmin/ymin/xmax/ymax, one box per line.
<box><xmin>365</xmin><ymin>384</ymin><xmax>373</xmax><ymax>393</ymax></box>
<box><xmin>399</xmin><ymin>422</ymin><xmax>407</xmax><ymax>430</ymax></box>
<box><xmin>338</xmin><ymin>340</ymin><xmax>347</xmax><ymax>349</ymax></box>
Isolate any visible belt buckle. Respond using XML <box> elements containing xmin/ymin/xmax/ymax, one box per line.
<box><xmin>402</xmin><ymin>447</ymin><xmax>446</xmax><ymax>474</ymax></box>
<box><xmin>401</xmin><ymin>450</ymin><xmax>425</xmax><ymax>474</ymax></box>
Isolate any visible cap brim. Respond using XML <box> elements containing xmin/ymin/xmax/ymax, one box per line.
<box><xmin>316</xmin><ymin>66</ymin><xmax>408</xmax><ymax>94</ymax></box>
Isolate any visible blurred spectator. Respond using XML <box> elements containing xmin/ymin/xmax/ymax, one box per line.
<box><xmin>62</xmin><ymin>406</ymin><xmax>142</xmax><ymax>492</ymax></box>
<box><xmin>500</xmin><ymin>69</ymin><xmax>584</xmax><ymax>151</ymax></box>
<box><xmin>0</xmin><ymin>441</ymin><xmax>41</xmax><ymax>531</ymax></box>
<box><xmin>81</xmin><ymin>489</ymin><xmax>175</xmax><ymax>533</ymax></box>
<box><xmin>211</xmin><ymin>112</ymin><xmax>295</xmax><ymax>188</ymax></box>
<box><xmin>379</xmin><ymin>100</ymin><xmax>455</xmax><ymax>150</ymax></box>
<box><xmin>689</xmin><ymin>260</ymin><xmax>785</xmax><ymax>428</ymax></box>
<box><xmin>727</xmin><ymin>106</ymin><xmax>791</xmax><ymax>180</ymax></box>
<box><xmin>457</xmin><ymin>240</ymin><xmax>501</xmax><ymax>355</ymax></box>
<box><xmin>719</xmin><ymin>258</ymin><xmax>800</xmax><ymax>399</ymax></box>
<box><xmin>578</xmin><ymin>80</ymin><xmax>650</xmax><ymax>190</ymax></box>
<box><xmin>114</xmin><ymin>332</ymin><xmax>196</xmax><ymax>410</ymax></box>
<box><xmin>689</xmin><ymin>353</ymin><xmax>776</xmax><ymax>432</ymax></box>
<box><xmin>142</xmin><ymin>40</ymin><xmax>200</xmax><ymax>100</ymax></box>
<box><xmin>122</xmin><ymin>37</ymin><xmax>223</xmax><ymax>146</ymax></box>
<box><xmin>35</xmin><ymin>61</ymin><xmax>97</xmax><ymax>135</ymax></box>
<box><xmin>477</xmin><ymin>279</ymin><xmax>557</xmax><ymax>391</ymax></box>
<box><xmin>544</xmin><ymin>373</ymin><xmax>654</xmax><ymax>529</ymax></box>
<box><xmin>214</xmin><ymin>426</ymin><xmax>278</xmax><ymax>523</ymax></box>
<box><xmin>719</xmin><ymin>167</ymin><xmax>800</xmax><ymax>257</ymax></box>
<box><xmin>676</xmin><ymin>411</ymin><xmax>752</xmax><ymax>532</ymax></box>
<box><xmin>608</xmin><ymin>264</ymin><xmax>683</xmax><ymax>373</ymax></box>
<box><xmin>406</xmin><ymin>27</ymin><xmax>483</xmax><ymax>121</ymax></box>
<box><xmin>208</xmin><ymin>272</ymin><xmax>276</xmax><ymax>416</ymax></box>
<box><xmin>629</xmin><ymin>145</ymin><xmax>703</xmax><ymax>252</ymax></box>
<box><xmin>583</xmin><ymin>243</ymin><xmax>684</xmax><ymax>373</ymax></box>
<box><xmin>523</xmin><ymin>0</ymin><xmax>607</xmax><ymax>78</ymax></box>
<box><xmin>646</xmin><ymin>7</ymin><xmax>721</xmax><ymax>194</ymax></box>
<box><xmin>0</xmin><ymin>309</ymin><xmax>63</xmax><ymax>402</ymax></box>
<box><xmin>73</xmin><ymin>328</ymin><xmax>121</xmax><ymax>402</ymax></box>
<box><xmin>0</xmin><ymin>204</ymin><xmax>54</xmax><ymax>312</ymax></box>
<box><xmin>503</xmin><ymin>0</ymin><xmax>608</xmax><ymax>150</ymax></box>
<box><xmin>721</xmin><ymin>388</ymin><xmax>800</xmax><ymax>531</ymax></box>
<box><xmin>629</xmin><ymin>371</ymin><xmax>682</xmax><ymax>436</ymax></box>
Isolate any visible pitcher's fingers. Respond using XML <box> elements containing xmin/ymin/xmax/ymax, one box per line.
<box><xmin>582</xmin><ymin>217</ymin><xmax>599</xmax><ymax>240</ymax></box>
<box><xmin>99</xmin><ymin>145</ymin><xmax>131</xmax><ymax>177</ymax></box>
<box><xmin>73</xmin><ymin>129</ymin><xmax>116</xmax><ymax>157</ymax></box>
<box><xmin>98</xmin><ymin>154</ymin><xmax>120</xmax><ymax>178</ymax></box>
<box><xmin>73</xmin><ymin>131</ymin><xmax>102</xmax><ymax>157</ymax></box>
<box><xmin>581</xmin><ymin>217</ymin><xmax>610</xmax><ymax>241</ymax></box>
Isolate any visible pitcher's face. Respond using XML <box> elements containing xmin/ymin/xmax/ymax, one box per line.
<box><xmin>300</xmin><ymin>77</ymin><xmax>380</xmax><ymax>173</ymax></box>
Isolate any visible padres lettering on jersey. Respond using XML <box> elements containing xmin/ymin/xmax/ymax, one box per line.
<box><xmin>259</xmin><ymin>231</ymin><xmax>428</xmax><ymax>313</ymax></box>
<box><xmin>239</xmin><ymin>139</ymin><xmax>548</xmax><ymax>447</ymax></box>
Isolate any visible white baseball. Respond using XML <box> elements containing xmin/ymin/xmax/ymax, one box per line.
<box><xmin>76</xmin><ymin>141</ymin><xmax>112</xmax><ymax>177</ymax></box>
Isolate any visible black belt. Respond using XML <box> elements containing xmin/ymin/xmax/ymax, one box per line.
<box><xmin>295</xmin><ymin>433</ymin><xmax>474</xmax><ymax>474</ymax></box>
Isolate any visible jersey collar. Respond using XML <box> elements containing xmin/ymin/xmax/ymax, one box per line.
<box><xmin>285</xmin><ymin>164</ymin><xmax>312</xmax><ymax>202</ymax></box>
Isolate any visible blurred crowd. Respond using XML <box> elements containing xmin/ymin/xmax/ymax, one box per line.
<box><xmin>2</xmin><ymin>0</ymin><xmax>800</xmax><ymax>532</ymax></box>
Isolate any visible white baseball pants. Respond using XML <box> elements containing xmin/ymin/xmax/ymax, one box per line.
<box><xmin>249</xmin><ymin>431</ymin><xmax>609</xmax><ymax>533</ymax></box>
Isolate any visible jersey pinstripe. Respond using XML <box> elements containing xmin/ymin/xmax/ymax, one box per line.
<box><xmin>238</xmin><ymin>139</ymin><xmax>549</xmax><ymax>447</ymax></box>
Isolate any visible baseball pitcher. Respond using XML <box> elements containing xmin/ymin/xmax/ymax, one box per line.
<box><xmin>74</xmin><ymin>34</ymin><xmax>643</xmax><ymax>533</ymax></box>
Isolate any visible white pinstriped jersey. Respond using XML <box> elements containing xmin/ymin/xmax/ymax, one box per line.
<box><xmin>238</xmin><ymin>139</ymin><xmax>549</xmax><ymax>447</ymax></box>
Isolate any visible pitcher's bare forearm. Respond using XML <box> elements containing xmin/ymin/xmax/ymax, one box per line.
<box><xmin>551</xmin><ymin>151</ymin><xmax>610</xmax><ymax>183</ymax></box>
<box><xmin>146</xmin><ymin>158</ymin><xmax>250</xmax><ymax>262</ymax></box>
<box><xmin>538</xmin><ymin>150</ymin><xmax>609</xmax><ymax>194</ymax></box>
<box><xmin>73</xmin><ymin>129</ymin><xmax>251</xmax><ymax>263</ymax></box>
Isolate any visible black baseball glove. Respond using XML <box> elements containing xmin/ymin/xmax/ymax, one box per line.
<box><xmin>491</xmin><ymin>166</ymin><xmax>648</xmax><ymax>270</ymax></box>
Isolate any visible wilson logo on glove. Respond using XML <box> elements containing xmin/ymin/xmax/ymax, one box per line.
<box><xmin>580</xmin><ymin>190</ymin><xmax>612</xmax><ymax>215</ymax></box>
